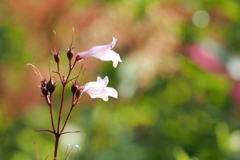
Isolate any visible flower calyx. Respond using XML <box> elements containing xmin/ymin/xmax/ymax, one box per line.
<box><xmin>75</xmin><ymin>54</ymin><xmax>84</xmax><ymax>62</ymax></box>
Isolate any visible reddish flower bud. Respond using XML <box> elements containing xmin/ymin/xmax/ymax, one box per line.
<box><xmin>47</xmin><ymin>79</ymin><xmax>56</xmax><ymax>94</ymax></box>
<box><xmin>41</xmin><ymin>79</ymin><xmax>49</xmax><ymax>96</ymax></box>
<box><xmin>67</xmin><ymin>47</ymin><xmax>74</xmax><ymax>60</ymax></box>
<box><xmin>54</xmin><ymin>54</ymin><xmax>60</xmax><ymax>63</ymax></box>
<box><xmin>76</xmin><ymin>88</ymin><xmax>82</xmax><ymax>99</ymax></box>
<box><xmin>41</xmin><ymin>79</ymin><xmax>47</xmax><ymax>87</ymax></box>
<box><xmin>71</xmin><ymin>83</ymin><xmax>79</xmax><ymax>94</ymax></box>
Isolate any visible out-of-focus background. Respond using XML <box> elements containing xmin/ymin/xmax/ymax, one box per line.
<box><xmin>1</xmin><ymin>0</ymin><xmax>240</xmax><ymax>159</ymax></box>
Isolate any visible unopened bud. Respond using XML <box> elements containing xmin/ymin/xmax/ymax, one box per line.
<box><xmin>76</xmin><ymin>89</ymin><xmax>82</xmax><ymax>99</ymax></box>
<box><xmin>41</xmin><ymin>88</ymin><xmax>48</xmax><ymax>96</ymax></box>
<box><xmin>41</xmin><ymin>79</ymin><xmax>49</xmax><ymax>96</ymax></box>
<box><xmin>47</xmin><ymin>79</ymin><xmax>56</xmax><ymax>94</ymax></box>
<box><xmin>71</xmin><ymin>83</ymin><xmax>79</xmax><ymax>94</ymax></box>
<box><xmin>67</xmin><ymin>47</ymin><xmax>74</xmax><ymax>60</ymax></box>
<box><xmin>54</xmin><ymin>54</ymin><xmax>60</xmax><ymax>63</ymax></box>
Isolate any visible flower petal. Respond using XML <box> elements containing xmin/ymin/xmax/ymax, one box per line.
<box><xmin>105</xmin><ymin>87</ymin><xmax>118</xmax><ymax>99</ymax></box>
<box><xmin>77</xmin><ymin>37</ymin><xmax>121</xmax><ymax>67</ymax></box>
<box><xmin>96</xmin><ymin>50</ymin><xmax>122</xmax><ymax>68</ymax></box>
<box><xmin>88</xmin><ymin>87</ymin><xmax>117</xmax><ymax>101</ymax></box>
<box><xmin>82</xmin><ymin>76</ymin><xmax>118</xmax><ymax>101</ymax></box>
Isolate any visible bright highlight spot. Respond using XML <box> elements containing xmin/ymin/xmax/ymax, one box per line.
<box><xmin>192</xmin><ymin>10</ymin><xmax>210</xmax><ymax>28</ymax></box>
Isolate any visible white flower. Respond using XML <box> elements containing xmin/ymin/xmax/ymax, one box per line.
<box><xmin>77</xmin><ymin>37</ymin><xmax>122</xmax><ymax>68</ymax></box>
<box><xmin>82</xmin><ymin>76</ymin><xmax>118</xmax><ymax>101</ymax></box>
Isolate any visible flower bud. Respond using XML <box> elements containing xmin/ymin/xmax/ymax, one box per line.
<box><xmin>41</xmin><ymin>79</ymin><xmax>49</xmax><ymax>96</ymax></box>
<box><xmin>54</xmin><ymin>54</ymin><xmax>60</xmax><ymax>63</ymax></box>
<box><xmin>76</xmin><ymin>89</ymin><xmax>82</xmax><ymax>99</ymax></box>
<box><xmin>71</xmin><ymin>83</ymin><xmax>79</xmax><ymax>94</ymax></box>
<box><xmin>47</xmin><ymin>79</ymin><xmax>56</xmax><ymax>94</ymax></box>
<box><xmin>67</xmin><ymin>47</ymin><xmax>74</xmax><ymax>60</ymax></box>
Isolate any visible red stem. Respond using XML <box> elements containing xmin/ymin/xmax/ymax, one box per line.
<box><xmin>66</xmin><ymin>59</ymin><xmax>77</xmax><ymax>83</ymax></box>
<box><xmin>54</xmin><ymin>133</ymin><xmax>60</xmax><ymax>159</ymax></box>
<box><xmin>45</xmin><ymin>96</ymin><xmax>56</xmax><ymax>133</ymax></box>
<box><xmin>56</xmin><ymin>84</ymin><xmax>66</xmax><ymax>133</ymax></box>
<box><xmin>53</xmin><ymin>59</ymin><xmax>77</xmax><ymax>160</ymax></box>
<box><xmin>60</xmin><ymin>104</ymin><xmax>75</xmax><ymax>133</ymax></box>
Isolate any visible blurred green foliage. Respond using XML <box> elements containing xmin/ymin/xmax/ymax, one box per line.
<box><xmin>1</xmin><ymin>0</ymin><xmax>240</xmax><ymax>160</ymax></box>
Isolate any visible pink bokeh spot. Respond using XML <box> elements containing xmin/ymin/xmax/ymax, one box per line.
<box><xmin>186</xmin><ymin>44</ymin><xmax>226</xmax><ymax>73</ymax></box>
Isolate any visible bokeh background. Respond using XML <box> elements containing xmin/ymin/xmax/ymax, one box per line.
<box><xmin>1</xmin><ymin>0</ymin><xmax>240</xmax><ymax>159</ymax></box>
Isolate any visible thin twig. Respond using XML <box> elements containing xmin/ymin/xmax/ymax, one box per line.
<box><xmin>33</xmin><ymin>142</ymin><xmax>40</xmax><ymax>160</ymax></box>
<box><xmin>35</xmin><ymin>129</ymin><xmax>55</xmax><ymax>134</ymax></box>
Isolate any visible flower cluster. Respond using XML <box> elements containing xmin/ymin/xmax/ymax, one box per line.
<box><xmin>75</xmin><ymin>37</ymin><xmax>121</xmax><ymax>99</ymax></box>
<box><xmin>31</xmin><ymin>37</ymin><xmax>121</xmax><ymax>102</ymax></box>
<box><xmin>28</xmin><ymin>35</ymin><xmax>121</xmax><ymax>159</ymax></box>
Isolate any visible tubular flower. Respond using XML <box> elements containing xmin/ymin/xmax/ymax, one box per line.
<box><xmin>82</xmin><ymin>76</ymin><xmax>118</xmax><ymax>101</ymax></box>
<box><xmin>77</xmin><ymin>37</ymin><xmax>122</xmax><ymax>68</ymax></box>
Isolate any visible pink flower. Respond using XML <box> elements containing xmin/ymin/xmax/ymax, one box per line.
<box><xmin>77</xmin><ymin>37</ymin><xmax>122</xmax><ymax>68</ymax></box>
<box><xmin>82</xmin><ymin>76</ymin><xmax>118</xmax><ymax>101</ymax></box>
